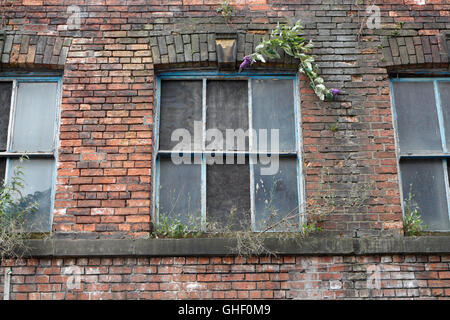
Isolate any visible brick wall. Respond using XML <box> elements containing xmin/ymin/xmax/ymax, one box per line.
<box><xmin>1</xmin><ymin>254</ymin><xmax>449</xmax><ymax>300</ymax></box>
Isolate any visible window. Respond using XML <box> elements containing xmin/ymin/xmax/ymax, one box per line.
<box><xmin>391</xmin><ymin>78</ymin><xmax>450</xmax><ymax>231</ymax></box>
<box><xmin>0</xmin><ymin>75</ymin><xmax>61</xmax><ymax>232</ymax></box>
<box><xmin>153</xmin><ymin>72</ymin><xmax>304</xmax><ymax>232</ymax></box>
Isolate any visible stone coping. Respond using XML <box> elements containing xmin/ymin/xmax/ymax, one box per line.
<box><xmin>15</xmin><ymin>236</ymin><xmax>450</xmax><ymax>258</ymax></box>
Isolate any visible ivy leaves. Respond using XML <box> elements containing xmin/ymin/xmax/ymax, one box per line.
<box><xmin>244</xmin><ymin>19</ymin><xmax>337</xmax><ymax>101</ymax></box>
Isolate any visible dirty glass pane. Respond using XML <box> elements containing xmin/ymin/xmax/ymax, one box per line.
<box><xmin>254</xmin><ymin>157</ymin><xmax>299</xmax><ymax>231</ymax></box>
<box><xmin>7</xmin><ymin>159</ymin><xmax>54</xmax><ymax>232</ymax></box>
<box><xmin>252</xmin><ymin>79</ymin><xmax>296</xmax><ymax>152</ymax></box>
<box><xmin>159</xmin><ymin>80</ymin><xmax>202</xmax><ymax>151</ymax></box>
<box><xmin>438</xmin><ymin>81</ymin><xmax>450</xmax><ymax>149</ymax></box>
<box><xmin>158</xmin><ymin>157</ymin><xmax>202</xmax><ymax>227</ymax></box>
<box><xmin>393</xmin><ymin>82</ymin><xmax>441</xmax><ymax>153</ymax></box>
<box><xmin>0</xmin><ymin>82</ymin><xmax>12</xmax><ymax>151</ymax></box>
<box><xmin>11</xmin><ymin>82</ymin><xmax>58</xmax><ymax>152</ymax></box>
<box><xmin>400</xmin><ymin>159</ymin><xmax>449</xmax><ymax>231</ymax></box>
<box><xmin>206</xmin><ymin>80</ymin><xmax>248</xmax><ymax>151</ymax></box>
<box><xmin>0</xmin><ymin>158</ymin><xmax>6</xmax><ymax>183</ymax></box>
<box><xmin>207</xmin><ymin>157</ymin><xmax>251</xmax><ymax>230</ymax></box>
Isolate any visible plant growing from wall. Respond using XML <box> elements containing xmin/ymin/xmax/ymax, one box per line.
<box><xmin>402</xmin><ymin>188</ymin><xmax>427</xmax><ymax>236</ymax></box>
<box><xmin>0</xmin><ymin>156</ymin><xmax>37</xmax><ymax>261</ymax></box>
<box><xmin>239</xmin><ymin>19</ymin><xmax>340</xmax><ymax>101</ymax></box>
<box><xmin>216</xmin><ymin>1</ymin><xmax>233</xmax><ymax>25</ymax></box>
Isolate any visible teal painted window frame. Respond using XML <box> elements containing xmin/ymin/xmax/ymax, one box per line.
<box><xmin>390</xmin><ymin>77</ymin><xmax>450</xmax><ymax>231</ymax></box>
<box><xmin>152</xmin><ymin>71</ymin><xmax>306</xmax><ymax>232</ymax></box>
<box><xmin>0</xmin><ymin>73</ymin><xmax>62</xmax><ymax>233</ymax></box>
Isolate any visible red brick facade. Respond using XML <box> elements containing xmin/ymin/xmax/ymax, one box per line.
<box><xmin>0</xmin><ymin>0</ymin><xmax>449</xmax><ymax>300</ymax></box>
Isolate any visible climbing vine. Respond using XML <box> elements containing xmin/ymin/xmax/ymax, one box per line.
<box><xmin>239</xmin><ymin>19</ymin><xmax>340</xmax><ymax>101</ymax></box>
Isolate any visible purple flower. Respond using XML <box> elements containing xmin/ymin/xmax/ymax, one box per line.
<box><xmin>330</xmin><ymin>88</ymin><xmax>340</xmax><ymax>97</ymax></box>
<box><xmin>239</xmin><ymin>55</ymin><xmax>252</xmax><ymax>73</ymax></box>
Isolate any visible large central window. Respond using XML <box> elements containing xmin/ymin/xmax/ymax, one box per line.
<box><xmin>152</xmin><ymin>72</ymin><xmax>304</xmax><ymax>232</ymax></box>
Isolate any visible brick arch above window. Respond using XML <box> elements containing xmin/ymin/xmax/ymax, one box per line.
<box><xmin>149</xmin><ymin>31</ymin><xmax>298</xmax><ymax>71</ymax></box>
<box><xmin>380</xmin><ymin>34</ymin><xmax>449</xmax><ymax>69</ymax></box>
<box><xmin>0</xmin><ymin>33</ymin><xmax>72</xmax><ymax>70</ymax></box>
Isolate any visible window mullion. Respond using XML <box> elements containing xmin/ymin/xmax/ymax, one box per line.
<box><xmin>434</xmin><ymin>80</ymin><xmax>447</xmax><ymax>153</ymax></box>
<box><xmin>443</xmin><ymin>159</ymin><xmax>450</xmax><ymax>224</ymax></box>
<box><xmin>248</xmin><ymin>78</ymin><xmax>256</xmax><ymax>231</ymax></box>
<box><xmin>433</xmin><ymin>80</ymin><xmax>450</xmax><ymax>223</ymax></box>
<box><xmin>152</xmin><ymin>77</ymin><xmax>161</xmax><ymax>225</ymax></box>
<box><xmin>201</xmin><ymin>78</ymin><xmax>207</xmax><ymax>230</ymax></box>
<box><xmin>294</xmin><ymin>75</ymin><xmax>304</xmax><ymax>230</ymax></box>
<box><xmin>6</xmin><ymin>80</ymin><xmax>17</xmax><ymax>153</ymax></box>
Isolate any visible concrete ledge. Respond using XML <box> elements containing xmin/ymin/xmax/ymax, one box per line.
<box><xmin>15</xmin><ymin>236</ymin><xmax>450</xmax><ymax>258</ymax></box>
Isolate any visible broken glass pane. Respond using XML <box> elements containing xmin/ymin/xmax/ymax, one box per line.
<box><xmin>206</xmin><ymin>80</ymin><xmax>248</xmax><ymax>151</ymax></box>
<box><xmin>206</xmin><ymin>157</ymin><xmax>251</xmax><ymax>230</ymax></box>
<box><xmin>393</xmin><ymin>82</ymin><xmax>441</xmax><ymax>154</ymax></box>
<box><xmin>400</xmin><ymin>159</ymin><xmax>449</xmax><ymax>231</ymax></box>
<box><xmin>7</xmin><ymin>159</ymin><xmax>54</xmax><ymax>233</ymax></box>
<box><xmin>159</xmin><ymin>80</ymin><xmax>202</xmax><ymax>151</ymax></box>
<box><xmin>438</xmin><ymin>81</ymin><xmax>450</xmax><ymax>150</ymax></box>
<box><xmin>252</xmin><ymin>79</ymin><xmax>296</xmax><ymax>152</ymax></box>
<box><xmin>254</xmin><ymin>157</ymin><xmax>299</xmax><ymax>231</ymax></box>
<box><xmin>0</xmin><ymin>82</ymin><xmax>12</xmax><ymax>152</ymax></box>
<box><xmin>11</xmin><ymin>82</ymin><xmax>58</xmax><ymax>153</ymax></box>
<box><xmin>158</xmin><ymin>157</ymin><xmax>202</xmax><ymax>228</ymax></box>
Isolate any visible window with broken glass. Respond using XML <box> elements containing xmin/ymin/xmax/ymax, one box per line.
<box><xmin>153</xmin><ymin>72</ymin><xmax>305</xmax><ymax>232</ymax></box>
<box><xmin>0</xmin><ymin>76</ymin><xmax>61</xmax><ymax>232</ymax></box>
<box><xmin>391</xmin><ymin>78</ymin><xmax>450</xmax><ymax>231</ymax></box>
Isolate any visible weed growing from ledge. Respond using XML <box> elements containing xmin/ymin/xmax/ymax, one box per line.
<box><xmin>0</xmin><ymin>156</ymin><xmax>37</xmax><ymax>261</ymax></box>
<box><xmin>402</xmin><ymin>187</ymin><xmax>427</xmax><ymax>236</ymax></box>
<box><xmin>152</xmin><ymin>168</ymin><xmax>378</xmax><ymax>257</ymax></box>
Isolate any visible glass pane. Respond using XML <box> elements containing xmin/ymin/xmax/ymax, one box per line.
<box><xmin>400</xmin><ymin>159</ymin><xmax>449</xmax><ymax>231</ymax></box>
<box><xmin>11</xmin><ymin>82</ymin><xmax>58</xmax><ymax>152</ymax></box>
<box><xmin>158</xmin><ymin>157</ymin><xmax>202</xmax><ymax>227</ymax></box>
<box><xmin>393</xmin><ymin>82</ymin><xmax>441</xmax><ymax>153</ymax></box>
<box><xmin>438</xmin><ymin>81</ymin><xmax>450</xmax><ymax>149</ymax></box>
<box><xmin>252</xmin><ymin>79</ymin><xmax>296</xmax><ymax>152</ymax></box>
<box><xmin>0</xmin><ymin>82</ymin><xmax>12</xmax><ymax>151</ymax></box>
<box><xmin>7</xmin><ymin>159</ymin><xmax>54</xmax><ymax>232</ymax></box>
<box><xmin>159</xmin><ymin>80</ymin><xmax>202</xmax><ymax>151</ymax></box>
<box><xmin>0</xmin><ymin>158</ymin><xmax>5</xmax><ymax>183</ymax></box>
<box><xmin>207</xmin><ymin>157</ymin><xmax>251</xmax><ymax>230</ymax></box>
<box><xmin>254</xmin><ymin>157</ymin><xmax>299</xmax><ymax>231</ymax></box>
<box><xmin>206</xmin><ymin>80</ymin><xmax>248</xmax><ymax>151</ymax></box>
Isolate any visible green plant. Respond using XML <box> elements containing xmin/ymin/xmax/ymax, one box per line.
<box><xmin>391</xmin><ymin>30</ymin><xmax>400</xmax><ymax>37</ymax></box>
<box><xmin>153</xmin><ymin>213</ymin><xmax>203</xmax><ymax>238</ymax></box>
<box><xmin>329</xmin><ymin>124</ymin><xmax>339</xmax><ymax>132</ymax></box>
<box><xmin>216</xmin><ymin>1</ymin><xmax>233</xmax><ymax>17</ymax></box>
<box><xmin>241</xmin><ymin>19</ymin><xmax>339</xmax><ymax>101</ymax></box>
<box><xmin>0</xmin><ymin>156</ymin><xmax>37</xmax><ymax>260</ymax></box>
<box><xmin>402</xmin><ymin>188</ymin><xmax>427</xmax><ymax>236</ymax></box>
